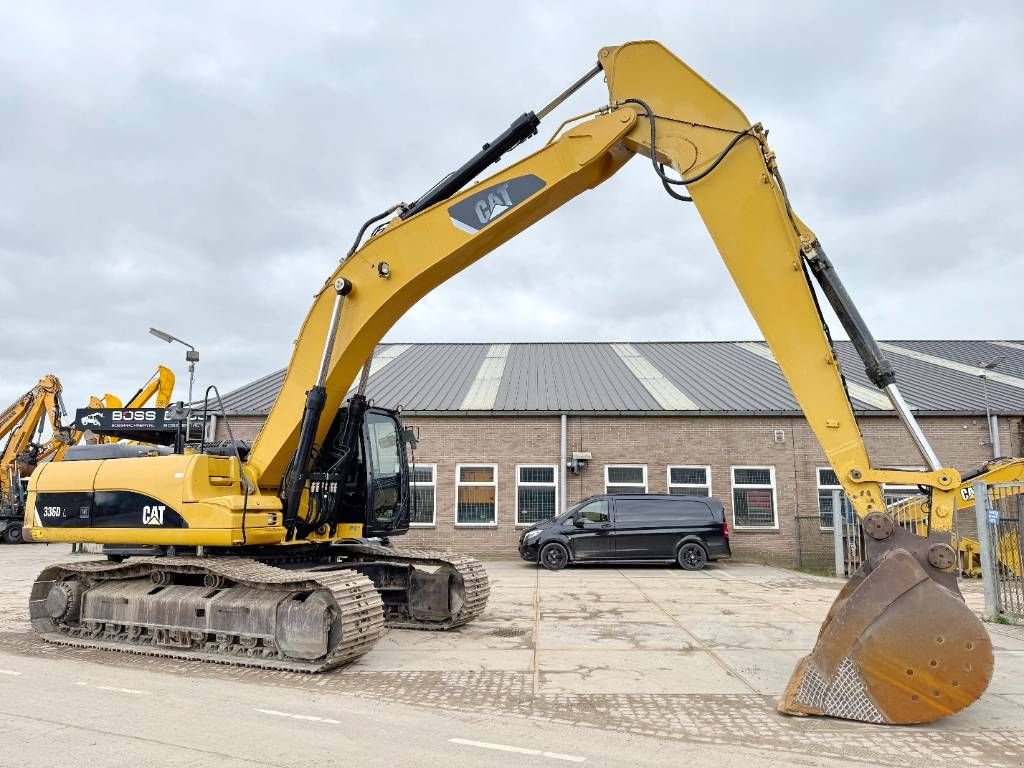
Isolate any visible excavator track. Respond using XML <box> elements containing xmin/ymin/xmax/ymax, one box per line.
<box><xmin>29</xmin><ymin>556</ymin><xmax>385</xmax><ymax>672</ymax></box>
<box><xmin>332</xmin><ymin>543</ymin><xmax>490</xmax><ymax>630</ymax></box>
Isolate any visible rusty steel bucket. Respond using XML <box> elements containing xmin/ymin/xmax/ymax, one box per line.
<box><xmin>779</xmin><ymin>527</ymin><xmax>994</xmax><ymax>724</ymax></box>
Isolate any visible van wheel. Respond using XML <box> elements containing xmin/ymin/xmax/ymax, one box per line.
<box><xmin>540</xmin><ymin>542</ymin><xmax>569</xmax><ymax>571</ymax></box>
<box><xmin>677</xmin><ymin>543</ymin><xmax>707</xmax><ymax>571</ymax></box>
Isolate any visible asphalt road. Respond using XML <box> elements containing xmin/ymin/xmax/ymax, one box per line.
<box><xmin>0</xmin><ymin>647</ymin><xmax>855</xmax><ymax>768</ymax></box>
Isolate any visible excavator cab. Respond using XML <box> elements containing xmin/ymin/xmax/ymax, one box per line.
<box><xmin>310</xmin><ymin>400</ymin><xmax>411</xmax><ymax>540</ymax></box>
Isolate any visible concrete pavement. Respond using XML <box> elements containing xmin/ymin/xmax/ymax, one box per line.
<box><xmin>1</xmin><ymin>544</ymin><xmax>1023</xmax><ymax>766</ymax></box>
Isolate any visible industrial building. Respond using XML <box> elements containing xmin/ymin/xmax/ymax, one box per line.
<box><xmin>212</xmin><ymin>340</ymin><xmax>1024</xmax><ymax>565</ymax></box>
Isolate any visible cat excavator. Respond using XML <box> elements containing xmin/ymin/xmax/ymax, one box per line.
<box><xmin>2</xmin><ymin>366</ymin><xmax>178</xmax><ymax>543</ymax></box>
<box><xmin>24</xmin><ymin>40</ymin><xmax>995</xmax><ymax>724</ymax></box>
<box><xmin>1</xmin><ymin>375</ymin><xmax>72</xmax><ymax>543</ymax></box>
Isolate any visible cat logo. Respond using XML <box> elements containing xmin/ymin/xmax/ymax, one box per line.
<box><xmin>142</xmin><ymin>505</ymin><xmax>165</xmax><ymax>525</ymax></box>
<box><xmin>960</xmin><ymin>486</ymin><xmax>975</xmax><ymax>502</ymax></box>
<box><xmin>448</xmin><ymin>174</ymin><xmax>546</xmax><ymax>234</ymax></box>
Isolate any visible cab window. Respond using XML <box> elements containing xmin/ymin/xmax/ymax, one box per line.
<box><xmin>576</xmin><ymin>500</ymin><xmax>609</xmax><ymax>524</ymax></box>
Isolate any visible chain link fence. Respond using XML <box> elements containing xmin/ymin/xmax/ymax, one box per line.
<box><xmin>976</xmin><ymin>482</ymin><xmax>1024</xmax><ymax>622</ymax></box>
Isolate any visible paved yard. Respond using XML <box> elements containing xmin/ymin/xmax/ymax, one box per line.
<box><xmin>1</xmin><ymin>545</ymin><xmax>1023</xmax><ymax>766</ymax></box>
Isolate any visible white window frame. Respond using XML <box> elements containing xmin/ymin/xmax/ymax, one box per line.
<box><xmin>515</xmin><ymin>464</ymin><xmax>559</xmax><ymax>527</ymax></box>
<box><xmin>667</xmin><ymin>465</ymin><xmax>712</xmax><ymax>497</ymax></box>
<box><xmin>408</xmin><ymin>463</ymin><xmax>437</xmax><ymax>527</ymax></box>
<box><xmin>455</xmin><ymin>463</ymin><xmax>498</xmax><ymax>527</ymax></box>
<box><xmin>730</xmin><ymin>465</ymin><xmax>779</xmax><ymax>530</ymax></box>
<box><xmin>604</xmin><ymin>464</ymin><xmax>648</xmax><ymax>494</ymax></box>
<box><xmin>816</xmin><ymin>466</ymin><xmax>846</xmax><ymax>531</ymax></box>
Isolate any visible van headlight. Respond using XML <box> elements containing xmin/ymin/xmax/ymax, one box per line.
<box><xmin>523</xmin><ymin>530</ymin><xmax>540</xmax><ymax>544</ymax></box>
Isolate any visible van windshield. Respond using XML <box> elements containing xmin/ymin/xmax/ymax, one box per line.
<box><xmin>558</xmin><ymin>500</ymin><xmax>589</xmax><ymax>522</ymax></box>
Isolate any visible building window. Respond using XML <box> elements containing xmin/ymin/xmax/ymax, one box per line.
<box><xmin>668</xmin><ymin>465</ymin><xmax>711</xmax><ymax>497</ymax></box>
<box><xmin>456</xmin><ymin>464</ymin><xmax>497</xmax><ymax>526</ymax></box>
<box><xmin>516</xmin><ymin>465</ymin><xmax>558</xmax><ymax>526</ymax></box>
<box><xmin>605</xmin><ymin>464</ymin><xmax>647</xmax><ymax>495</ymax></box>
<box><xmin>409</xmin><ymin>464</ymin><xmax>436</xmax><ymax>526</ymax></box>
<box><xmin>816</xmin><ymin>467</ymin><xmax>853</xmax><ymax>530</ymax></box>
<box><xmin>731</xmin><ymin>466</ymin><xmax>777</xmax><ymax>529</ymax></box>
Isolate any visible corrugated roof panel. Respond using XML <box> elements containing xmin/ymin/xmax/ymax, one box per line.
<box><xmin>460</xmin><ymin>344</ymin><xmax>511</xmax><ymax>410</ymax></box>
<box><xmin>834</xmin><ymin>342</ymin><xmax>1024</xmax><ymax>413</ymax></box>
<box><xmin>641</xmin><ymin>342</ymin><xmax>797</xmax><ymax>411</ymax></box>
<box><xmin>902</xmin><ymin>340</ymin><xmax>1024</xmax><ymax>373</ymax></box>
<box><xmin>878</xmin><ymin>343</ymin><xmax>1024</xmax><ymax>391</ymax></box>
<box><xmin>365</xmin><ymin>344</ymin><xmax>488</xmax><ymax>411</ymax></box>
<box><xmin>611</xmin><ymin>343</ymin><xmax>697</xmax><ymax>410</ymax></box>
<box><xmin>493</xmin><ymin>343</ymin><xmax>661</xmax><ymax>411</ymax></box>
<box><xmin>735</xmin><ymin>342</ymin><xmax>891</xmax><ymax>410</ymax></box>
<box><xmin>213</xmin><ymin>341</ymin><xmax>1024</xmax><ymax>416</ymax></box>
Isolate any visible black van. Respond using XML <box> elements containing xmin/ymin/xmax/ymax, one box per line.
<box><xmin>518</xmin><ymin>494</ymin><xmax>730</xmax><ymax>571</ymax></box>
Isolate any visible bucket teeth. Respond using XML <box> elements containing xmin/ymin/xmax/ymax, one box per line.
<box><xmin>779</xmin><ymin>549</ymin><xmax>994</xmax><ymax>724</ymax></box>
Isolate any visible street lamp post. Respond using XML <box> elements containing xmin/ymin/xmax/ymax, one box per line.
<box><xmin>149</xmin><ymin>327</ymin><xmax>199</xmax><ymax>405</ymax></box>
<box><xmin>978</xmin><ymin>356</ymin><xmax>1006</xmax><ymax>459</ymax></box>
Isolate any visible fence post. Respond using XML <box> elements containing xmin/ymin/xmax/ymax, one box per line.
<box><xmin>833</xmin><ymin>494</ymin><xmax>845</xmax><ymax>578</ymax></box>
<box><xmin>974</xmin><ymin>480</ymin><xmax>1000</xmax><ymax>620</ymax></box>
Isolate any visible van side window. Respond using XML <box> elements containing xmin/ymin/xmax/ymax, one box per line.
<box><xmin>615</xmin><ymin>498</ymin><xmax>712</xmax><ymax>524</ymax></box>
<box><xmin>577</xmin><ymin>500</ymin><xmax>609</xmax><ymax>523</ymax></box>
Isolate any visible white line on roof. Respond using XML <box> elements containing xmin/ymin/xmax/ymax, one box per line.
<box><xmin>878</xmin><ymin>342</ymin><xmax>1024</xmax><ymax>390</ymax></box>
<box><xmin>459</xmin><ymin>344</ymin><xmax>510</xmax><ymax>410</ymax></box>
<box><xmin>347</xmin><ymin>344</ymin><xmax>412</xmax><ymax>394</ymax></box>
<box><xmin>990</xmin><ymin>341</ymin><xmax>1024</xmax><ymax>353</ymax></box>
<box><xmin>734</xmin><ymin>342</ymin><xmax>893</xmax><ymax>410</ymax></box>
<box><xmin>611</xmin><ymin>343</ymin><xmax>697</xmax><ymax>410</ymax></box>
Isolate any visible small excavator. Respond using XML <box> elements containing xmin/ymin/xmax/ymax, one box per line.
<box><xmin>24</xmin><ymin>41</ymin><xmax>998</xmax><ymax>724</ymax></box>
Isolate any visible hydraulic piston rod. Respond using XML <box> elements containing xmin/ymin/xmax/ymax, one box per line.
<box><xmin>282</xmin><ymin>278</ymin><xmax>352</xmax><ymax>535</ymax></box>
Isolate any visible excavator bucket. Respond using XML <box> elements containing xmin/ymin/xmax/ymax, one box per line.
<box><xmin>779</xmin><ymin>534</ymin><xmax>993</xmax><ymax>724</ymax></box>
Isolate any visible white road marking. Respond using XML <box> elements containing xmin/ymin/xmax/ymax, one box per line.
<box><xmin>0</xmin><ymin>669</ymin><xmax>22</xmax><ymax>676</ymax></box>
<box><xmin>75</xmin><ymin>681</ymin><xmax>146</xmax><ymax>695</ymax></box>
<box><xmin>449</xmin><ymin>737</ymin><xmax>586</xmax><ymax>762</ymax></box>
<box><xmin>256</xmin><ymin>708</ymin><xmax>340</xmax><ymax>725</ymax></box>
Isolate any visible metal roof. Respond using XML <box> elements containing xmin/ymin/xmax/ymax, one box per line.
<box><xmin>213</xmin><ymin>340</ymin><xmax>1024</xmax><ymax>417</ymax></box>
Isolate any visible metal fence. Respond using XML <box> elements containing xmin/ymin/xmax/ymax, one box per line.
<box><xmin>796</xmin><ymin>492</ymin><xmax>965</xmax><ymax>579</ymax></box>
<box><xmin>975</xmin><ymin>481</ymin><xmax>1024</xmax><ymax>622</ymax></box>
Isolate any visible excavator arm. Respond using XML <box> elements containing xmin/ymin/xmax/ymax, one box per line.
<box><xmin>243</xmin><ymin>41</ymin><xmax>989</xmax><ymax>723</ymax></box>
<box><xmin>0</xmin><ymin>375</ymin><xmax>70</xmax><ymax>500</ymax></box>
<box><xmin>123</xmin><ymin>365</ymin><xmax>176</xmax><ymax>409</ymax></box>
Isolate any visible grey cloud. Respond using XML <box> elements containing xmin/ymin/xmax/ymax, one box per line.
<box><xmin>2</xmin><ymin>1</ymin><xmax>1022</xmax><ymax>414</ymax></box>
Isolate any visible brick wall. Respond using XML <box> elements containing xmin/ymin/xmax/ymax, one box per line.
<box><xmin>217</xmin><ymin>411</ymin><xmax>1022</xmax><ymax>564</ymax></box>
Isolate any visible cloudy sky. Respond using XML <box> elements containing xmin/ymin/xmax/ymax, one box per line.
<box><xmin>2</xmin><ymin>2</ymin><xmax>1022</xmax><ymax>411</ymax></box>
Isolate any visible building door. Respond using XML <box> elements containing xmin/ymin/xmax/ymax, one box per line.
<box><xmin>567</xmin><ymin>499</ymin><xmax>614</xmax><ymax>560</ymax></box>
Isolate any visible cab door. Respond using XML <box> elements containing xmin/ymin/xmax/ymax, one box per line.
<box><xmin>566</xmin><ymin>499</ymin><xmax>614</xmax><ymax>561</ymax></box>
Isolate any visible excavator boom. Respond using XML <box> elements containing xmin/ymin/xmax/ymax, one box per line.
<box><xmin>24</xmin><ymin>41</ymin><xmax>993</xmax><ymax>722</ymax></box>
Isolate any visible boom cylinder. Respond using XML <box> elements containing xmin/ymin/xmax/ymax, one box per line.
<box><xmin>281</xmin><ymin>278</ymin><xmax>352</xmax><ymax>536</ymax></box>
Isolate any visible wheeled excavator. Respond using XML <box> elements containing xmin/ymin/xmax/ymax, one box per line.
<box><xmin>24</xmin><ymin>41</ymin><xmax>996</xmax><ymax>724</ymax></box>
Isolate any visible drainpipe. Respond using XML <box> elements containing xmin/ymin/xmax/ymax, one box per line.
<box><xmin>560</xmin><ymin>414</ymin><xmax>568</xmax><ymax>515</ymax></box>
<box><xmin>991</xmin><ymin>414</ymin><xmax>1002</xmax><ymax>458</ymax></box>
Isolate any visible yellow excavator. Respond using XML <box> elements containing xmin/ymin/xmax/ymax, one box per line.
<box><xmin>83</xmin><ymin>365</ymin><xmax>177</xmax><ymax>446</ymax></box>
<box><xmin>24</xmin><ymin>41</ymin><xmax>996</xmax><ymax>724</ymax></box>
<box><xmin>2</xmin><ymin>367</ymin><xmax>178</xmax><ymax>543</ymax></box>
<box><xmin>1</xmin><ymin>375</ymin><xmax>72</xmax><ymax>543</ymax></box>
